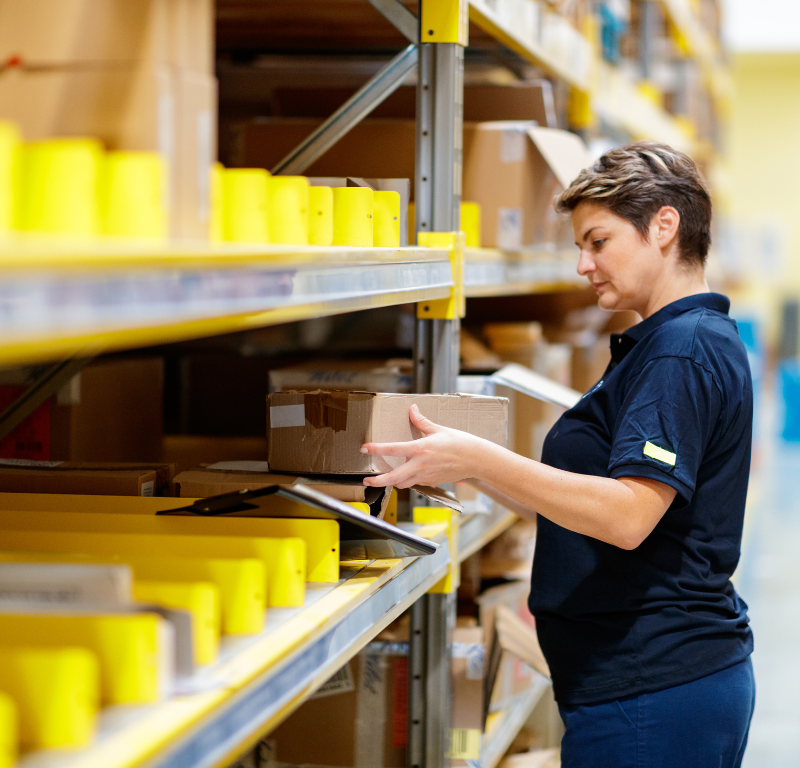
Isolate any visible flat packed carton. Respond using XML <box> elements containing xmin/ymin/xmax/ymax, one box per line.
<box><xmin>267</xmin><ymin>391</ymin><xmax>508</xmax><ymax>474</ymax></box>
<box><xmin>160</xmin><ymin>435</ymin><xmax>269</xmax><ymax>475</ymax></box>
<box><xmin>268</xmin><ymin>359</ymin><xmax>413</xmax><ymax>394</ymax></box>
<box><xmin>173</xmin><ymin>463</ymin><xmax>393</xmax><ymax>516</ymax></box>
<box><xmin>0</xmin><ymin>461</ymin><xmax>174</xmax><ymax>497</ymax></box>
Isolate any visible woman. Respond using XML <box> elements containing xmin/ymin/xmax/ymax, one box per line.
<box><xmin>363</xmin><ymin>142</ymin><xmax>755</xmax><ymax>767</ymax></box>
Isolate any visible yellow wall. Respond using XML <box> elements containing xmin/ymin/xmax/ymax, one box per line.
<box><xmin>728</xmin><ymin>52</ymin><xmax>800</xmax><ymax>337</ymax></box>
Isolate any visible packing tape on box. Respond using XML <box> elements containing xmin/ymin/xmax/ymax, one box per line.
<box><xmin>308</xmin><ymin>185</ymin><xmax>333</xmax><ymax>246</ymax></box>
<box><xmin>268</xmin><ymin>176</ymin><xmax>310</xmax><ymax>245</ymax></box>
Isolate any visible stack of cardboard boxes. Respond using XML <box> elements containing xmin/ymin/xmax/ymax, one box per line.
<box><xmin>0</xmin><ymin>0</ymin><xmax>216</xmax><ymax>238</ymax></box>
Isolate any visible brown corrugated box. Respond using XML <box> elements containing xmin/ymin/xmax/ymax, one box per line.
<box><xmin>173</xmin><ymin>463</ymin><xmax>393</xmax><ymax>516</ymax></box>
<box><xmin>160</xmin><ymin>435</ymin><xmax>269</xmax><ymax>475</ymax></box>
<box><xmin>0</xmin><ymin>358</ymin><xmax>163</xmax><ymax>463</ymax></box>
<box><xmin>0</xmin><ymin>0</ymin><xmax>213</xmax><ymax>73</ymax></box>
<box><xmin>267</xmin><ymin>391</ymin><xmax>508</xmax><ymax>475</ymax></box>
<box><xmin>0</xmin><ymin>461</ymin><xmax>174</xmax><ymax>496</ymax></box>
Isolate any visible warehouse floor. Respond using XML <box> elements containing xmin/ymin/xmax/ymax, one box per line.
<box><xmin>738</xmin><ymin>394</ymin><xmax>800</xmax><ymax>767</ymax></box>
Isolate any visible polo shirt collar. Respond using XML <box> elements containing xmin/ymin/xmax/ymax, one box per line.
<box><xmin>611</xmin><ymin>292</ymin><xmax>730</xmax><ymax>363</ymax></box>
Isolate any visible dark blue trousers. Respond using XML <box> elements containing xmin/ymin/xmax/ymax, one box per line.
<box><xmin>558</xmin><ymin>658</ymin><xmax>756</xmax><ymax>768</ymax></box>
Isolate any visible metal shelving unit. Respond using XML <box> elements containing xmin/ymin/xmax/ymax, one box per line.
<box><xmin>0</xmin><ymin>242</ymin><xmax>452</xmax><ymax>367</ymax></box>
<box><xmin>2</xmin><ymin>0</ymin><xmax>729</xmax><ymax>765</ymax></box>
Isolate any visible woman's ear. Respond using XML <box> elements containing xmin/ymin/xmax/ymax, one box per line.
<box><xmin>654</xmin><ymin>206</ymin><xmax>680</xmax><ymax>253</ymax></box>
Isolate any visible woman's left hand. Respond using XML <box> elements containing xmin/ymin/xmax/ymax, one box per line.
<box><xmin>361</xmin><ymin>404</ymin><xmax>486</xmax><ymax>488</ymax></box>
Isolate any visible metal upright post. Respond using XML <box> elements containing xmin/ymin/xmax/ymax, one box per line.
<box><xmin>408</xmin><ymin>4</ymin><xmax>467</xmax><ymax>768</ymax></box>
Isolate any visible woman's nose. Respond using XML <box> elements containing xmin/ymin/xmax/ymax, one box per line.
<box><xmin>577</xmin><ymin>249</ymin><xmax>595</xmax><ymax>276</ymax></box>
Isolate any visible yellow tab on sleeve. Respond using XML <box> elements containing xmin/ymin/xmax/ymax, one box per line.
<box><xmin>643</xmin><ymin>441</ymin><xmax>676</xmax><ymax>466</ymax></box>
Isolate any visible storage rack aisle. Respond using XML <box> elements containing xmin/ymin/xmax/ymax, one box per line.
<box><xmin>0</xmin><ymin>0</ymin><xmax>728</xmax><ymax>766</ymax></box>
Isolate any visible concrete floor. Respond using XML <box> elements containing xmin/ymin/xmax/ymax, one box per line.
<box><xmin>737</xmin><ymin>400</ymin><xmax>800</xmax><ymax>767</ymax></box>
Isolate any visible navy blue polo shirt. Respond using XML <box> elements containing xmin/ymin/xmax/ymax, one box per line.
<box><xmin>529</xmin><ymin>292</ymin><xmax>754</xmax><ymax>706</ymax></box>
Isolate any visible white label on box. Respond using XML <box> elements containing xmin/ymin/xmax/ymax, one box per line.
<box><xmin>140</xmin><ymin>480</ymin><xmax>155</xmax><ymax>497</ymax></box>
<box><xmin>500</xmin><ymin>129</ymin><xmax>525</xmax><ymax>163</ymax></box>
<box><xmin>269</xmin><ymin>404</ymin><xmax>306</xmax><ymax>428</ymax></box>
<box><xmin>310</xmin><ymin>662</ymin><xmax>355</xmax><ymax>699</ymax></box>
<box><xmin>452</xmin><ymin>642</ymin><xmax>486</xmax><ymax>680</ymax></box>
<box><xmin>0</xmin><ymin>459</ymin><xmax>63</xmax><ymax>468</ymax></box>
<box><xmin>497</xmin><ymin>207</ymin><xmax>523</xmax><ymax>251</ymax></box>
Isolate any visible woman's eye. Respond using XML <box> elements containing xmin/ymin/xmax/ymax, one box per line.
<box><xmin>593</xmin><ymin>239</ymin><xmax>606</xmax><ymax>248</ymax></box>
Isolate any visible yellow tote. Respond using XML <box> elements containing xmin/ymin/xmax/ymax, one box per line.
<box><xmin>209</xmin><ymin>162</ymin><xmax>225</xmax><ymax>242</ymax></box>
<box><xmin>332</xmin><ymin>187</ymin><xmax>374</xmax><ymax>246</ymax></box>
<box><xmin>18</xmin><ymin>138</ymin><xmax>103</xmax><ymax>236</ymax></box>
<box><xmin>308</xmin><ymin>185</ymin><xmax>333</xmax><ymax>246</ymax></box>
<box><xmin>0</xmin><ymin>692</ymin><xmax>16</xmax><ymax>768</ymax></box>
<box><xmin>133</xmin><ymin>581</ymin><xmax>220</xmax><ymax>666</ymax></box>
<box><xmin>222</xmin><ymin>167</ymin><xmax>269</xmax><ymax>243</ymax></box>
<box><xmin>101</xmin><ymin>151</ymin><xmax>167</xmax><ymax>239</ymax></box>
<box><xmin>373</xmin><ymin>190</ymin><xmax>401</xmax><ymax>247</ymax></box>
<box><xmin>0</xmin><ymin>648</ymin><xmax>98</xmax><ymax>750</ymax></box>
<box><xmin>268</xmin><ymin>175</ymin><xmax>310</xmax><ymax>245</ymax></box>
<box><xmin>0</xmin><ymin>121</ymin><xmax>20</xmax><ymax>237</ymax></box>
<box><xmin>0</xmin><ymin>613</ymin><xmax>167</xmax><ymax>705</ymax></box>
<box><xmin>460</xmin><ymin>201</ymin><xmax>481</xmax><ymax>247</ymax></box>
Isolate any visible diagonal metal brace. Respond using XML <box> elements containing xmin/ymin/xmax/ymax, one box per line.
<box><xmin>271</xmin><ymin>43</ymin><xmax>419</xmax><ymax>176</ymax></box>
<box><xmin>0</xmin><ymin>357</ymin><xmax>91</xmax><ymax>442</ymax></box>
<box><xmin>368</xmin><ymin>0</ymin><xmax>419</xmax><ymax>43</ymax></box>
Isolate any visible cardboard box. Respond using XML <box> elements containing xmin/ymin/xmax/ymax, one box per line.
<box><xmin>0</xmin><ymin>0</ymin><xmax>213</xmax><ymax>73</ymax></box>
<box><xmin>267</xmin><ymin>391</ymin><xmax>508</xmax><ymax>474</ymax></box>
<box><xmin>0</xmin><ymin>66</ymin><xmax>216</xmax><ymax>239</ymax></box>
<box><xmin>173</xmin><ymin>463</ymin><xmax>393</xmax><ymax>517</ymax></box>
<box><xmin>265</xmin><ymin>630</ymin><xmax>484</xmax><ymax>768</ymax></box>
<box><xmin>0</xmin><ymin>461</ymin><xmax>173</xmax><ymax>497</ymax></box>
<box><xmin>160</xmin><ymin>435</ymin><xmax>269</xmax><ymax>475</ymax></box>
<box><xmin>462</xmin><ymin>123</ymin><xmax>590</xmax><ymax>250</ymax></box>
<box><xmin>269</xmin><ymin>359</ymin><xmax>413</xmax><ymax>394</ymax></box>
<box><xmin>0</xmin><ymin>358</ymin><xmax>163</xmax><ymax>463</ymax></box>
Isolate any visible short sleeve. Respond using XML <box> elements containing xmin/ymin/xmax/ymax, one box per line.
<box><xmin>608</xmin><ymin>356</ymin><xmax>721</xmax><ymax>506</ymax></box>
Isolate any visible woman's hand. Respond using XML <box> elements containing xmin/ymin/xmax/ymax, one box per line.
<box><xmin>361</xmin><ymin>404</ymin><xmax>488</xmax><ymax>488</ymax></box>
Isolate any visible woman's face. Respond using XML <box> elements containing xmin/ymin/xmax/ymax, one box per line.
<box><xmin>571</xmin><ymin>201</ymin><xmax>667</xmax><ymax>314</ymax></box>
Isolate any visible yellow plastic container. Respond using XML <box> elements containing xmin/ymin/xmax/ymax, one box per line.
<box><xmin>210</xmin><ymin>161</ymin><xmax>225</xmax><ymax>242</ymax></box>
<box><xmin>0</xmin><ymin>692</ymin><xmax>16</xmax><ymax>768</ymax></box>
<box><xmin>332</xmin><ymin>187</ymin><xmax>373</xmax><ymax>246</ymax></box>
<box><xmin>0</xmin><ymin>647</ymin><xmax>98</xmax><ymax>750</ymax></box>
<box><xmin>101</xmin><ymin>151</ymin><xmax>167</xmax><ymax>239</ymax></box>
<box><xmin>267</xmin><ymin>175</ymin><xmax>310</xmax><ymax>245</ymax></box>
<box><xmin>18</xmin><ymin>138</ymin><xmax>103</xmax><ymax>236</ymax></box>
<box><xmin>308</xmin><ymin>185</ymin><xmax>333</xmax><ymax>246</ymax></box>
<box><xmin>0</xmin><ymin>613</ymin><xmax>167</xmax><ymax>705</ymax></box>
<box><xmin>0</xmin><ymin>551</ymin><xmax>265</xmax><ymax>636</ymax></box>
<box><xmin>460</xmin><ymin>201</ymin><xmax>481</xmax><ymax>247</ymax></box>
<box><xmin>0</xmin><ymin>503</ymin><xmax>338</xmax><ymax>585</ymax></box>
<box><xmin>222</xmin><ymin>167</ymin><xmax>269</xmax><ymax>243</ymax></box>
<box><xmin>0</xmin><ymin>524</ymin><xmax>309</xmax><ymax>608</ymax></box>
<box><xmin>373</xmin><ymin>190</ymin><xmax>401</xmax><ymax>247</ymax></box>
<box><xmin>0</xmin><ymin>121</ymin><xmax>20</xmax><ymax>237</ymax></box>
<box><xmin>133</xmin><ymin>581</ymin><xmax>220</xmax><ymax>666</ymax></box>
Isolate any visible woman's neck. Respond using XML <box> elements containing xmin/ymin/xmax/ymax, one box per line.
<box><xmin>638</xmin><ymin>268</ymin><xmax>710</xmax><ymax>320</ymax></box>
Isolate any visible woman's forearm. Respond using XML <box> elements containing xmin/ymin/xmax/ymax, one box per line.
<box><xmin>468</xmin><ymin>441</ymin><xmax>673</xmax><ymax>550</ymax></box>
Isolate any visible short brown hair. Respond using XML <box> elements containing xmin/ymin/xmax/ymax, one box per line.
<box><xmin>555</xmin><ymin>141</ymin><xmax>712</xmax><ymax>267</ymax></box>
